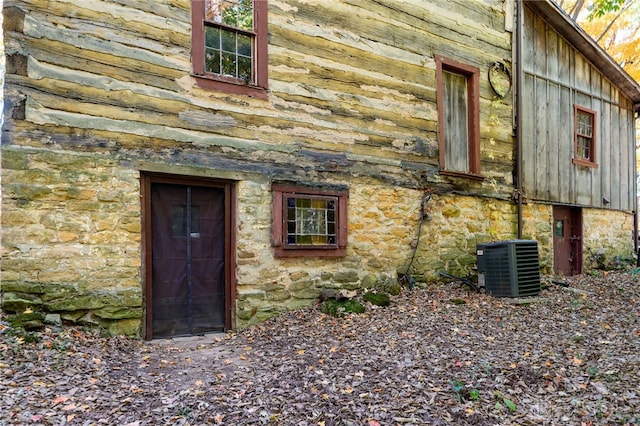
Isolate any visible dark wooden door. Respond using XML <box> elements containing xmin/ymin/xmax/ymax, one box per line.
<box><xmin>553</xmin><ymin>206</ymin><xmax>582</xmax><ymax>276</ymax></box>
<box><xmin>150</xmin><ymin>183</ymin><xmax>226</xmax><ymax>338</ymax></box>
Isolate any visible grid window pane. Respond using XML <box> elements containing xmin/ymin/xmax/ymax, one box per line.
<box><xmin>203</xmin><ymin>0</ymin><xmax>254</xmax><ymax>82</ymax></box>
<box><xmin>205</xmin><ymin>49</ymin><xmax>221</xmax><ymax>74</ymax></box>
<box><xmin>238</xmin><ymin>56</ymin><xmax>252</xmax><ymax>80</ymax></box>
<box><xmin>205</xmin><ymin>26</ymin><xmax>220</xmax><ymax>49</ymax></box>
<box><xmin>221</xmin><ymin>52</ymin><xmax>237</xmax><ymax>76</ymax></box>
<box><xmin>286</xmin><ymin>196</ymin><xmax>337</xmax><ymax>246</ymax></box>
<box><xmin>575</xmin><ymin>109</ymin><xmax>594</xmax><ymax>162</ymax></box>
<box><xmin>238</xmin><ymin>34</ymin><xmax>252</xmax><ymax>56</ymax></box>
<box><xmin>577</xmin><ymin>111</ymin><xmax>592</xmax><ymax>137</ymax></box>
<box><xmin>578</xmin><ymin>136</ymin><xmax>590</xmax><ymax>159</ymax></box>
<box><xmin>221</xmin><ymin>30</ymin><xmax>236</xmax><ymax>52</ymax></box>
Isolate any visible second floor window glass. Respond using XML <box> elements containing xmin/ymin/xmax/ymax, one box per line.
<box><xmin>205</xmin><ymin>0</ymin><xmax>254</xmax><ymax>81</ymax></box>
<box><xmin>573</xmin><ymin>106</ymin><xmax>597</xmax><ymax>168</ymax></box>
<box><xmin>191</xmin><ymin>0</ymin><xmax>268</xmax><ymax>97</ymax></box>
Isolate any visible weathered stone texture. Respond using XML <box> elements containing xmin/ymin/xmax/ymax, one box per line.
<box><xmin>521</xmin><ymin>204</ymin><xmax>635</xmax><ymax>272</ymax></box>
<box><xmin>1</xmin><ymin>148</ymin><xmax>142</xmax><ymax>335</ymax></box>
<box><xmin>233</xmin><ymin>181</ymin><xmax>523</xmax><ymax>328</ymax></box>
<box><xmin>582</xmin><ymin>209</ymin><xmax>635</xmax><ymax>268</ymax></box>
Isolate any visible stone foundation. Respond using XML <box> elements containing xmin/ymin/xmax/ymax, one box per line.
<box><xmin>1</xmin><ymin>148</ymin><xmax>142</xmax><ymax>336</ymax></box>
<box><xmin>3</xmin><ymin>147</ymin><xmax>636</xmax><ymax>335</ymax></box>
<box><xmin>521</xmin><ymin>203</ymin><xmax>636</xmax><ymax>273</ymax></box>
<box><xmin>582</xmin><ymin>208</ymin><xmax>635</xmax><ymax>269</ymax></box>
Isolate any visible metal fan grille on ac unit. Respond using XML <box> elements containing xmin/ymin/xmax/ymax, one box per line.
<box><xmin>477</xmin><ymin>240</ymin><xmax>540</xmax><ymax>298</ymax></box>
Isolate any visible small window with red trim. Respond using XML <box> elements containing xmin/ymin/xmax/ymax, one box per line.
<box><xmin>272</xmin><ymin>184</ymin><xmax>348</xmax><ymax>257</ymax></box>
<box><xmin>191</xmin><ymin>0</ymin><xmax>268</xmax><ymax>97</ymax></box>
<box><xmin>573</xmin><ymin>105</ymin><xmax>597</xmax><ymax>168</ymax></box>
<box><xmin>435</xmin><ymin>55</ymin><xmax>482</xmax><ymax>179</ymax></box>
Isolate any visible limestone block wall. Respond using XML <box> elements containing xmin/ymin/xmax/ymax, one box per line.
<box><xmin>582</xmin><ymin>208</ymin><xmax>635</xmax><ymax>268</ymax></box>
<box><xmin>2</xmin><ymin>145</ymin><xmax>531</xmax><ymax>334</ymax></box>
<box><xmin>233</xmin><ymin>182</ymin><xmax>521</xmax><ymax>329</ymax></box>
<box><xmin>7</xmin><ymin>147</ymin><xmax>634</xmax><ymax>334</ymax></box>
<box><xmin>520</xmin><ymin>203</ymin><xmax>554</xmax><ymax>273</ymax></box>
<box><xmin>520</xmin><ymin>203</ymin><xmax>636</xmax><ymax>273</ymax></box>
<box><xmin>1</xmin><ymin>147</ymin><xmax>142</xmax><ymax>335</ymax></box>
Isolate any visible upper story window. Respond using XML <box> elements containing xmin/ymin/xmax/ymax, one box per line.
<box><xmin>191</xmin><ymin>0</ymin><xmax>268</xmax><ymax>98</ymax></box>
<box><xmin>435</xmin><ymin>55</ymin><xmax>482</xmax><ymax>179</ymax></box>
<box><xmin>573</xmin><ymin>106</ymin><xmax>598</xmax><ymax>168</ymax></box>
<box><xmin>271</xmin><ymin>184</ymin><xmax>348</xmax><ymax>257</ymax></box>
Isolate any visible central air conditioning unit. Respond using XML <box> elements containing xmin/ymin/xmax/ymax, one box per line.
<box><xmin>476</xmin><ymin>240</ymin><xmax>541</xmax><ymax>298</ymax></box>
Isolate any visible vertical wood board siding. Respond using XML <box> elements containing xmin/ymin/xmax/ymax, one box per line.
<box><xmin>521</xmin><ymin>5</ymin><xmax>636</xmax><ymax>211</ymax></box>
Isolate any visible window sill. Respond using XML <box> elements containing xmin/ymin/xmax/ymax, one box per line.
<box><xmin>274</xmin><ymin>247</ymin><xmax>347</xmax><ymax>258</ymax></box>
<box><xmin>572</xmin><ymin>159</ymin><xmax>598</xmax><ymax>168</ymax></box>
<box><xmin>193</xmin><ymin>74</ymin><xmax>268</xmax><ymax>99</ymax></box>
<box><xmin>439</xmin><ymin>170</ymin><xmax>485</xmax><ymax>181</ymax></box>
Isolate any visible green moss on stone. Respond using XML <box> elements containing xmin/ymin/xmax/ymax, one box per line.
<box><xmin>1</xmin><ymin>292</ymin><xmax>43</xmax><ymax>313</ymax></box>
<box><xmin>7</xmin><ymin>312</ymin><xmax>46</xmax><ymax>330</ymax></box>
<box><xmin>321</xmin><ymin>299</ymin><xmax>365</xmax><ymax>317</ymax></box>
<box><xmin>1</xmin><ymin>149</ymin><xmax>30</xmax><ymax>170</ymax></box>
<box><xmin>363</xmin><ymin>292</ymin><xmax>391</xmax><ymax>306</ymax></box>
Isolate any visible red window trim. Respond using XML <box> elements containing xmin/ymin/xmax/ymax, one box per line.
<box><xmin>271</xmin><ymin>183</ymin><xmax>348</xmax><ymax>258</ymax></box>
<box><xmin>191</xmin><ymin>0</ymin><xmax>268</xmax><ymax>99</ymax></box>
<box><xmin>435</xmin><ymin>54</ymin><xmax>482</xmax><ymax>178</ymax></box>
<box><xmin>572</xmin><ymin>105</ymin><xmax>598</xmax><ymax>168</ymax></box>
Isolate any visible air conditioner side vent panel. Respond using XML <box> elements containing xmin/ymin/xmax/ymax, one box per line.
<box><xmin>477</xmin><ymin>240</ymin><xmax>541</xmax><ymax>298</ymax></box>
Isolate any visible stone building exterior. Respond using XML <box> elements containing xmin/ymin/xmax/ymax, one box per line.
<box><xmin>1</xmin><ymin>0</ymin><xmax>638</xmax><ymax>337</ymax></box>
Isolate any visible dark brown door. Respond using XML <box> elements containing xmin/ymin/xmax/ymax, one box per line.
<box><xmin>149</xmin><ymin>182</ymin><xmax>227</xmax><ymax>338</ymax></box>
<box><xmin>553</xmin><ymin>206</ymin><xmax>582</xmax><ymax>276</ymax></box>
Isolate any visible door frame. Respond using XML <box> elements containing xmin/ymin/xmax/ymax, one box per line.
<box><xmin>141</xmin><ymin>172</ymin><xmax>236</xmax><ymax>340</ymax></box>
<box><xmin>552</xmin><ymin>205</ymin><xmax>583</xmax><ymax>276</ymax></box>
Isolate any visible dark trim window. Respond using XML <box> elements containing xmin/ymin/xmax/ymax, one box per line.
<box><xmin>435</xmin><ymin>55</ymin><xmax>482</xmax><ymax>179</ymax></box>
<box><xmin>573</xmin><ymin>105</ymin><xmax>598</xmax><ymax>168</ymax></box>
<box><xmin>191</xmin><ymin>0</ymin><xmax>268</xmax><ymax>98</ymax></box>
<box><xmin>272</xmin><ymin>184</ymin><xmax>348</xmax><ymax>257</ymax></box>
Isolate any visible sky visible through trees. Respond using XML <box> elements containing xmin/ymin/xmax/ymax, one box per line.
<box><xmin>558</xmin><ymin>0</ymin><xmax>640</xmax><ymax>82</ymax></box>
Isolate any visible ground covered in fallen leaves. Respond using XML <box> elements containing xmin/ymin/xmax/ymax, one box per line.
<box><xmin>2</xmin><ymin>270</ymin><xmax>639</xmax><ymax>425</ymax></box>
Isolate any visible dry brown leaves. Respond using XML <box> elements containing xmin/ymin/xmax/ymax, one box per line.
<box><xmin>1</xmin><ymin>269</ymin><xmax>639</xmax><ymax>425</ymax></box>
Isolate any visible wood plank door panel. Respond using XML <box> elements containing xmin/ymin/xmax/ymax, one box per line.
<box><xmin>553</xmin><ymin>206</ymin><xmax>582</xmax><ymax>276</ymax></box>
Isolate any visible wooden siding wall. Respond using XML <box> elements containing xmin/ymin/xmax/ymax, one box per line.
<box><xmin>2</xmin><ymin>0</ymin><xmax>514</xmax><ymax>197</ymax></box>
<box><xmin>521</xmin><ymin>5</ymin><xmax>637</xmax><ymax>211</ymax></box>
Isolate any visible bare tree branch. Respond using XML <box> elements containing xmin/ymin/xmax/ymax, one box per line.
<box><xmin>570</xmin><ymin>0</ymin><xmax>586</xmax><ymax>19</ymax></box>
<box><xmin>595</xmin><ymin>0</ymin><xmax>636</xmax><ymax>42</ymax></box>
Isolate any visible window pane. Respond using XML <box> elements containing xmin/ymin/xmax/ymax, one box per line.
<box><xmin>237</xmin><ymin>33</ymin><xmax>252</xmax><ymax>56</ymax></box>
<box><xmin>205</xmin><ymin>49</ymin><xmax>221</xmax><ymax>73</ymax></box>
<box><xmin>221</xmin><ymin>0</ymin><xmax>239</xmax><ymax>26</ymax></box>
<box><xmin>235</xmin><ymin>0</ymin><xmax>254</xmax><ymax>30</ymax></box>
<box><xmin>221</xmin><ymin>52</ymin><xmax>236</xmax><ymax>76</ymax></box>
<box><xmin>238</xmin><ymin>56</ymin><xmax>252</xmax><ymax>81</ymax></box>
<box><xmin>205</xmin><ymin>26</ymin><xmax>220</xmax><ymax>49</ymax></box>
<box><xmin>205</xmin><ymin>0</ymin><xmax>253</xmax><ymax>30</ymax></box>
<box><xmin>285</xmin><ymin>196</ymin><xmax>337</xmax><ymax>246</ymax></box>
<box><xmin>221</xmin><ymin>30</ymin><xmax>236</xmax><ymax>52</ymax></box>
<box><xmin>577</xmin><ymin>111</ymin><xmax>592</xmax><ymax>136</ymax></box>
